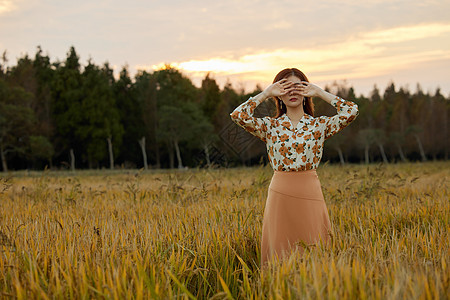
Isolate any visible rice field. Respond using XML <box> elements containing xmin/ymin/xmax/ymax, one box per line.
<box><xmin>0</xmin><ymin>162</ymin><xmax>448</xmax><ymax>299</ymax></box>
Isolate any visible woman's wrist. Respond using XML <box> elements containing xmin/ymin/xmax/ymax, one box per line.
<box><xmin>318</xmin><ymin>90</ymin><xmax>335</xmax><ymax>105</ymax></box>
<box><xmin>254</xmin><ymin>90</ymin><xmax>269</xmax><ymax>102</ymax></box>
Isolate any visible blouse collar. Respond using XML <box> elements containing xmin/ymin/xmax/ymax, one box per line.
<box><xmin>278</xmin><ymin>113</ymin><xmax>311</xmax><ymax>130</ymax></box>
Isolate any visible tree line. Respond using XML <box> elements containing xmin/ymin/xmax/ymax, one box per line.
<box><xmin>0</xmin><ymin>46</ymin><xmax>448</xmax><ymax>171</ymax></box>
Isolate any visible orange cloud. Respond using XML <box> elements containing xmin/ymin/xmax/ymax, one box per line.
<box><xmin>0</xmin><ymin>0</ymin><xmax>15</xmax><ymax>14</ymax></box>
<box><xmin>138</xmin><ymin>22</ymin><xmax>450</xmax><ymax>88</ymax></box>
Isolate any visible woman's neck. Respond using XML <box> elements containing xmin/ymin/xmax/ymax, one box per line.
<box><xmin>286</xmin><ymin>105</ymin><xmax>305</xmax><ymax>121</ymax></box>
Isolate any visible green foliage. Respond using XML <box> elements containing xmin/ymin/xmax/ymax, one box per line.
<box><xmin>200</xmin><ymin>73</ymin><xmax>221</xmax><ymax>124</ymax></box>
<box><xmin>51</xmin><ymin>46</ymin><xmax>84</xmax><ymax>150</ymax></box>
<box><xmin>158</xmin><ymin>102</ymin><xmax>209</xmax><ymax>144</ymax></box>
<box><xmin>29</xmin><ymin>135</ymin><xmax>54</xmax><ymax>160</ymax></box>
<box><xmin>129</xmin><ymin>70</ymin><xmax>154</xmax><ymax>165</ymax></box>
<box><xmin>79</xmin><ymin>62</ymin><xmax>124</xmax><ymax>166</ymax></box>
<box><xmin>0</xmin><ymin>79</ymin><xmax>36</xmax><ymax>170</ymax></box>
<box><xmin>49</xmin><ymin>48</ymin><xmax>124</xmax><ymax>167</ymax></box>
<box><xmin>0</xmin><ymin>46</ymin><xmax>449</xmax><ymax>170</ymax></box>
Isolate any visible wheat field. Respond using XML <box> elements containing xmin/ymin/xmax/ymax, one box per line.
<box><xmin>0</xmin><ymin>162</ymin><xmax>448</xmax><ymax>299</ymax></box>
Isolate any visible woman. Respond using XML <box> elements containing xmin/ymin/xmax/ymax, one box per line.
<box><xmin>230</xmin><ymin>68</ymin><xmax>359</xmax><ymax>267</ymax></box>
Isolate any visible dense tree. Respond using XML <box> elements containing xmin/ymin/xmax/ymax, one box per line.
<box><xmin>0</xmin><ymin>79</ymin><xmax>35</xmax><ymax>171</ymax></box>
<box><xmin>6</xmin><ymin>50</ymin><xmax>55</xmax><ymax>168</ymax></box>
<box><xmin>0</xmin><ymin>46</ymin><xmax>448</xmax><ymax>171</ymax></box>
<box><xmin>79</xmin><ymin>61</ymin><xmax>124</xmax><ymax>168</ymax></box>
<box><xmin>115</xmin><ymin>67</ymin><xmax>144</xmax><ymax>167</ymax></box>
<box><xmin>199</xmin><ymin>73</ymin><xmax>221</xmax><ymax>125</ymax></box>
<box><xmin>51</xmin><ymin>46</ymin><xmax>84</xmax><ymax>170</ymax></box>
<box><xmin>153</xmin><ymin>67</ymin><xmax>213</xmax><ymax>168</ymax></box>
<box><xmin>32</xmin><ymin>47</ymin><xmax>55</xmax><ymax>164</ymax></box>
<box><xmin>134</xmin><ymin>71</ymin><xmax>157</xmax><ymax>168</ymax></box>
<box><xmin>158</xmin><ymin>102</ymin><xmax>208</xmax><ymax>168</ymax></box>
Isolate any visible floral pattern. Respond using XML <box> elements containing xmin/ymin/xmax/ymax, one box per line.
<box><xmin>230</xmin><ymin>96</ymin><xmax>359</xmax><ymax>171</ymax></box>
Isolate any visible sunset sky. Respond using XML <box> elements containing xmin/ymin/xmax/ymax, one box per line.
<box><xmin>1</xmin><ymin>0</ymin><xmax>449</xmax><ymax>96</ymax></box>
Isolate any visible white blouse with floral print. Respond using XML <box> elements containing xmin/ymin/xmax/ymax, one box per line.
<box><xmin>230</xmin><ymin>96</ymin><xmax>359</xmax><ymax>171</ymax></box>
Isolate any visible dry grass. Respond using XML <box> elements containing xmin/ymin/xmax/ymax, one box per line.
<box><xmin>0</xmin><ymin>162</ymin><xmax>448</xmax><ymax>299</ymax></box>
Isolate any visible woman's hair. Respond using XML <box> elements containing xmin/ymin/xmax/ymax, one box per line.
<box><xmin>272</xmin><ymin>68</ymin><xmax>315</xmax><ymax>118</ymax></box>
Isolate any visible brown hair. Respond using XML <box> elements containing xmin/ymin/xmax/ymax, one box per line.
<box><xmin>272</xmin><ymin>68</ymin><xmax>314</xmax><ymax>118</ymax></box>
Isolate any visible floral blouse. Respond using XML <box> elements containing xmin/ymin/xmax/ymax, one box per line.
<box><xmin>230</xmin><ymin>96</ymin><xmax>359</xmax><ymax>171</ymax></box>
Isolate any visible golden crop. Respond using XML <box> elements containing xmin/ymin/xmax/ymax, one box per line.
<box><xmin>0</xmin><ymin>162</ymin><xmax>448</xmax><ymax>299</ymax></box>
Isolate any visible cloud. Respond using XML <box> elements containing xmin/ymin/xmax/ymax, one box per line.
<box><xmin>362</xmin><ymin>23</ymin><xmax>450</xmax><ymax>44</ymax></box>
<box><xmin>143</xmin><ymin>22</ymin><xmax>450</xmax><ymax>85</ymax></box>
<box><xmin>0</xmin><ymin>0</ymin><xmax>15</xmax><ymax>14</ymax></box>
<box><xmin>263</xmin><ymin>20</ymin><xmax>293</xmax><ymax>31</ymax></box>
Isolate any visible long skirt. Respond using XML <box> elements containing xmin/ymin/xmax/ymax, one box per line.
<box><xmin>261</xmin><ymin>169</ymin><xmax>333</xmax><ymax>267</ymax></box>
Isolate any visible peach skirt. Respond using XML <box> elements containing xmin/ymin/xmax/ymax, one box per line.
<box><xmin>261</xmin><ymin>169</ymin><xmax>333</xmax><ymax>267</ymax></box>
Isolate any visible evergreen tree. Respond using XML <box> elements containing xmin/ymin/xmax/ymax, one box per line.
<box><xmin>134</xmin><ymin>71</ymin><xmax>156</xmax><ymax>168</ymax></box>
<box><xmin>153</xmin><ymin>67</ymin><xmax>199</xmax><ymax>168</ymax></box>
<box><xmin>1</xmin><ymin>45</ymin><xmax>449</xmax><ymax>169</ymax></box>
<box><xmin>51</xmin><ymin>46</ymin><xmax>84</xmax><ymax>170</ymax></box>
<box><xmin>33</xmin><ymin>47</ymin><xmax>55</xmax><ymax>155</ymax></box>
<box><xmin>199</xmin><ymin>73</ymin><xmax>221</xmax><ymax>126</ymax></box>
<box><xmin>0</xmin><ymin>79</ymin><xmax>35</xmax><ymax>171</ymax></box>
<box><xmin>79</xmin><ymin>61</ymin><xmax>124</xmax><ymax>168</ymax></box>
<box><xmin>114</xmin><ymin>66</ymin><xmax>143</xmax><ymax>167</ymax></box>
<box><xmin>8</xmin><ymin>50</ymin><xmax>55</xmax><ymax>167</ymax></box>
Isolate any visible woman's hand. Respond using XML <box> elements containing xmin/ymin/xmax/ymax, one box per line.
<box><xmin>263</xmin><ymin>79</ymin><xmax>299</xmax><ymax>98</ymax></box>
<box><xmin>297</xmin><ymin>81</ymin><xmax>324</xmax><ymax>98</ymax></box>
<box><xmin>298</xmin><ymin>81</ymin><xmax>337</xmax><ymax>104</ymax></box>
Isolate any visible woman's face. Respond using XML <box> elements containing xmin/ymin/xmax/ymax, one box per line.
<box><xmin>279</xmin><ymin>75</ymin><xmax>304</xmax><ymax>109</ymax></box>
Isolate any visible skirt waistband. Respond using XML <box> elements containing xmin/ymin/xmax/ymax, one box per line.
<box><xmin>269</xmin><ymin>169</ymin><xmax>324</xmax><ymax>200</ymax></box>
<box><xmin>273</xmin><ymin>169</ymin><xmax>317</xmax><ymax>175</ymax></box>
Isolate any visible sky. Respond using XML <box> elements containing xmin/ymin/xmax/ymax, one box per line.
<box><xmin>1</xmin><ymin>0</ymin><xmax>450</xmax><ymax>97</ymax></box>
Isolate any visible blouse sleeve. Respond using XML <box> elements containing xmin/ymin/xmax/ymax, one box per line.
<box><xmin>322</xmin><ymin>97</ymin><xmax>359</xmax><ymax>139</ymax></box>
<box><xmin>229</xmin><ymin>96</ymin><xmax>270</xmax><ymax>143</ymax></box>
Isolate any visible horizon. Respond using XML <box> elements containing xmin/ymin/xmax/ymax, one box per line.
<box><xmin>1</xmin><ymin>44</ymin><xmax>448</xmax><ymax>99</ymax></box>
<box><xmin>1</xmin><ymin>0</ymin><xmax>449</xmax><ymax>97</ymax></box>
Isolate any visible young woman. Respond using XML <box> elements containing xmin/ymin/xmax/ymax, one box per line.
<box><xmin>230</xmin><ymin>68</ymin><xmax>359</xmax><ymax>267</ymax></box>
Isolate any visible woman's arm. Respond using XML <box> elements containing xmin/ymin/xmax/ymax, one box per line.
<box><xmin>230</xmin><ymin>79</ymin><xmax>299</xmax><ymax>142</ymax></box>
<box><xmin>298</xmin><ymin>82</ymin><xmax>359</xmax><ymax>139</ymax></box>
<box><xmin>229</xmin><ymin>92</ymin><xmax>270</xmax><ymax>142</ymax></box>
<box><xmin>321</xmin><ymin>96</ymin><xmax>359</xmax><ymax>139</ymax></box>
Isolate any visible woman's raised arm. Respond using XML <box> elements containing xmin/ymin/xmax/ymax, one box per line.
<box><xmin>230</xmin><ymin>79</ymin><xmax>299</xmax><ymax>142</ymax></box>
<box><xmin>297</xmin><ymin>81</ymin><xmax>359</xmax><ymax>139</ymax></box>
<box><xmin>321</xmin><ymin>97</ymin><xmax>359</xmax><ymax>139</ymax></box>
<box><xmin>229</xmin><ymin>92</ymin><xmax>271</xmax><ymax>142</ymax></box>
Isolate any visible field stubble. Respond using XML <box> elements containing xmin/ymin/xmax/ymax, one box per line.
<box><xmin>0</xmin><ymin>162</ymin><xmax>448</xmax><ymax>299</ymax></box>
